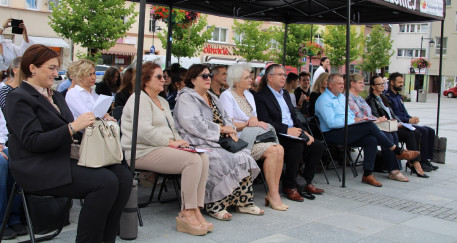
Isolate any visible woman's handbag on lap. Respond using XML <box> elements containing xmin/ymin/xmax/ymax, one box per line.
<box><xmin>218</xmin><ymin>136</ymin><xmax>248</xmax><ymax>153</ymax></box>
<box><xmin>78</xmin><ymin>118</ymin><xmax>123</xmax><ymax>168</ymax></box>
<box><xmin>375</xmin><ymin>119</ymin><xmax>398</xmax><ymax>132</ymax></box>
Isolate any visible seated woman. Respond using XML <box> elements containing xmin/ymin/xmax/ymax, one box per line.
<box><xmin>174</xmin><ymin>64</ymin><xmax>262</xmax><ymax>221</ymax></box>
<box><xmin>308</xmin><ymin>72</ymin><xmax>329</xmax><ymax>117</ymax></box>
<box><xmin>348</xmin><ymin>74</ymin><xmax>411</xmax><ymax>182</ymax></box>
<box><xmin>121</xmin><ymin>62</ymin><xmax>211</xmax><ymax>236</ymax></box>
<box><xmin>5</xmin><ymin>44</ymin><xmax>132</xmax><ymax>243</ymax></box>
<box><xmin>95</xmin><ymin>66</ymin><xmax>121</xmax><ymax>97</ymax></box>
<box><xmin>366</xmin><ymin>75</ymin><xmax>428</xmax><ymax>178</ymax></box>
<box><xmin>114</xmin><ymin>67</ymin><xmax>135</xmax><ymax>108</ymax></box>
<box><xmin>219</xmin><ymin>64</ymin><xmax>286</xmax><ymax>211</ymax></box>
<box><xmin>65</xmin><ymin>59</ymin><xmax>114</xmax><ymax>121</ymax></box>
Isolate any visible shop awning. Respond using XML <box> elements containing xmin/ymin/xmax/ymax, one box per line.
<box><xmin>237</xmin><ymin>59</ymin><xmax>266</xmax><ymax>68</ymax></box>
<box><xmin>204</xmin><ymin>56</ymin><xmax>237</xmax><ymax>65</ymax></box>
<box><xmin>29</xmin><ymin>36</ymin><xmax>69</xmax><ymax>48</ymax></box>
<box><xmin>102</xmin><ymin>43</ymin><xmax>137</xmax><ymax>56</ymax></box>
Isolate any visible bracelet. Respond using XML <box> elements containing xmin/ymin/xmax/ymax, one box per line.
<box><xmin>69</xmin><ymin>123</ymin><xmax>76</xmax><ymax>135</ymax></box>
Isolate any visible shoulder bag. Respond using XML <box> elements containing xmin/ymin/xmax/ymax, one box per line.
<box><xmin>78</xmin><ymin>118</ymin><xmax>123</xmax><ymax>168</ymax></box>
<box><xmin>375</xmin><ymin>119</ymin><xmax>398</xmax><ymax>132</ymax></box>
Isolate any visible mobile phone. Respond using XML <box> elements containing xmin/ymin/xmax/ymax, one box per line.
<box><xmin>11</xmin><ymin>19</ymin><xmax>23</xmax><ymax>35</ymax></box>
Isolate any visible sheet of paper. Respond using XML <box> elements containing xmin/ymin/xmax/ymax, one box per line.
<box><xmin>399</xmin><ymin>122</ymin><xmax>416</xmax><ymax>130</ymax></box>
<box><xmin>278</xmin><ymin>133</ymin><xmax>308</xmax><ymax>141</ymax></box>
<box><xmin>92</xmin><ymin>95</ymin><xmax>112</xmax><ymax>118</ymax></box>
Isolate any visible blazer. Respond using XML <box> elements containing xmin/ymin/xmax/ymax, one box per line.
<box><xmin>254</xmin><ymin>86</ymin><xmax>304</xmax><ymax>135</ymax></box>
<box><xmin>4</xmin><ymin>82</ymin><xmax>74</xmax><ymax>192</ymax></box>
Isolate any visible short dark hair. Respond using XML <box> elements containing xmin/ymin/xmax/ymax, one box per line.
<box><xmin>389</xmin><ymin>72</ymin><xmax>402</xmax><ymax>83</ymax></box>
<box><xmin>20</xmin><ymin>44</ymin><xmax>59</xmax><ymax>79</ymax></box>
<box><xmin>286</xmin><ymin>72</ymin><xmax>299</xmax><ymax>84</ymax></box>
<box><xmin>185</xmin><ymin>64</ymin><xmax>210</xmax><ymax>89</ymax></box>
<box><xmin>141</xmin><ymin>62</ymin><xmax>162</xmax><ymax>90</ymax></box>
<box><xmin>299</xmin><ymin>71</ymin><xmax>310</xmax><ymax>78</ymax></box>
<box><xmin>210</xmin><ymin>65</ymin><xmax>226</xmax><ymax>75</ymax></box>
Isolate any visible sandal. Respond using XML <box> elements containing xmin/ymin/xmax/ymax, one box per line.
<box><xmin>208</xmin><ymin>209</ymin><xmax>232</xmax><ymax>221</ymax></box>
<box><xmin>388</xmin><ymin>170</ymin><xmax>409</xmax><ymax>182</ymax></box>
<box><xmin>236</xmin><ymin>205</ymin><xmax>264</xmax><ymax>216</ymax></box>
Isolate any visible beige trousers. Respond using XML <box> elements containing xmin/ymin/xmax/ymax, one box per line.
<box><xmin>135</xmin><ymin>147</ymin><xmax>209</xmax><ymax>210</ymax></box>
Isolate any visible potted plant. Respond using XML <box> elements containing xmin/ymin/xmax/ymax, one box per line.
<box><xmin>411</xmin><ymin>57</ymin><xmax>431</xmax><ymax>69</ymax></box>
<box><xmin>150</xmin><ymin>6</ymin><xmax>199</xmax><ymax>28</ymax></box>
<box><xmin>298</xmin><ymin>41</ymin><xmax>324</xmax><ymax>58</ymax></box>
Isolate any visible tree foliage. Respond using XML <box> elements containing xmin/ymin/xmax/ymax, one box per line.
<box><xmin>324</xmin><ymin>25</ymin><xmax>365</xmax><ymax>70</ymax></box>
<box><xmin>157</xmin><ymin>13</ymin><xmax>214</xmax><ymax>61</ymax></box>
<box><xmin>271</xmin><ymin>24</ymin><xmax>320</xmax><ymax>69</ymax></box>
<box><xmin>232</xmin><ymin>20</ymin><xmax>272</xmax><ymax>62</ymax></box>
<box><xmin>359</xmin><ymin>25</ymin><xmax>394</xmax><ymax>73</ymax></box>
<box><xmin>49</xmin><ymin>0</ymin><xmax>137</xmax><ymax>61</ymax></box>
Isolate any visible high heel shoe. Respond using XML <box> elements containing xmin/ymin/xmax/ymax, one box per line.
<box><xmin>176</xmin><ymin>214</ymin><xmax>208</xmax><ymax>236</ymax></box>
<box><xmin>410</xmin><ymin>163</ymin><xmax>429</xmax><ymax>178</ymax></box>
<box><xmin>265</xmin><ymin>196</ymin><xmax>287</xmax><ymax>211</ymax></box>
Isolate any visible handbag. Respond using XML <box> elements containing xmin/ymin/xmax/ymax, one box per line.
<box><xmin>375</xmin><ymin>119</ymin><xmax>398</xmax><ymax>132</ymax></box>
<box><xmin>78</xmin><ymin>118</ymin><xmax>123</xmax><ymax>168</ymax></box>
<box><xmin>218</xmin><ymin>136</ymin><xmax>248</xmax><ymax>153</ymax></box>
<box><xmin>255</xmin><ymin>130</ymin><xmax>277</xmax><ymax>143</ymax></box>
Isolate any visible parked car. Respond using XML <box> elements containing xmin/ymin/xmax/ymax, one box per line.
<box><xmin>95</xmin><ymin>64</ymin><xmax>110</xmax><ymax>83</ymax></box>
<box><xmin>443</xmin><ymin>86</ymin><xmax>457</xmax><ymax>98</ymax></box>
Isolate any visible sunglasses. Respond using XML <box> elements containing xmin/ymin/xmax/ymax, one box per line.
<box><xmin>199</xmin><ymin>73</ymin><xmax>214</xmax><ymax>80</ymax></box>
<box><xmin>154</xmin><ymin>74</ymin><xmax>165</xmax><ymax>80</ymax></box>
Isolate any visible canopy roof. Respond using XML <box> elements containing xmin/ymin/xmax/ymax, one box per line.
<box><xmin>130</xmin><ymin>0</ymin><xmax>445</xmax><ymax>24</ymax></box>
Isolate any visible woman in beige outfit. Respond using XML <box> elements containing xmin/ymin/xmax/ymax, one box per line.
<box><xmin>121</xmin><ymin>62</ymin><xmax>211</xmax><ymax>236</ymax></box>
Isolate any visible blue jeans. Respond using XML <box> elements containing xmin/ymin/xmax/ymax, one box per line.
<box><xmin>0</xmin><ymin>148</ymin><xmax>22</xmax><ymax>228</ymax></box>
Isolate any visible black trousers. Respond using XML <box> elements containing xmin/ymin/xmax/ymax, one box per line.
<box><xmin>413</xmin><ymin>125</ymin><xmax>435</xmax><ymax>161</ymax></box>
<box><xmin>397</xmin><ymin>127</ymin><xmax>422</xmax><ymax>161</ymax></box>
<box><xmin>381</xmin><ymin>131</ymin><xmax>401</xmax><ymax>171</ymax></box>
<box><xmin>278</xmin><ymin>136</ymin><xmax>324</xmax><ymax>188</ymax></box>
<box><xmin>324</xmin><ymin>122</ymin><xmax>394</xmax><ymax>172</ymax></box>
<box><xmin>33</xmin><ymin>160</ymin><xmax>132</xmax><ymax>243</ymax></box>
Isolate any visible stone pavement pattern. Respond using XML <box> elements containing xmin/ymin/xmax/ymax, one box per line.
<box><xmin>6</xmin><ymin>95</ymin><xmax>457</xmax><ymax>243</ymax></box>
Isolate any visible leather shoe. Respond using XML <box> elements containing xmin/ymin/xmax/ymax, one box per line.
<box><xmin>362</xmin><ymin>174</ymin><xmax>382</xmax><ymax>187</ymax></box>
<box><xmin>299</xmin><ymin>191</ymin><xmax>316</xmax><ymax>200</ymax></box>
<box><xmin>396</xmin><ymin>149</ymin><xmax>420</xmax><ymax>161</ymax></box>
<box><xmin>305</xmin><ymin>184</ymin><xmax>324</xmax><ymax>194</ymax></box>
<box><xmin>283</xmin><ymin>188</ymin><xmax>304</xmax><ymax>202</ymax></box>
<box><xmin>420</xmin><ymin>162</ymin><xmax>433</xmax><ymax>172</ymax></box>
<box><xmin>424</xmin><ymin>159</ymin><xmax>439</xmax><ymax>170</ymax></box>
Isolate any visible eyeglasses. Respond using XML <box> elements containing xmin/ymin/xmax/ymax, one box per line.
<box><xmin>373</xmin><ymin>83</ymin><xmax>385</xmax><ymax>86</ymax></box>
<box><xmin>269</xmin><ymin>73</ymin><xmax>287</xmax><ymax>78</ymax></box>
<box><xmin>199</xmin><ymin>73</ymin><xmax>214</xmax><ymax>80</ymax></box>
<box><xmin>163</xmin><ymin>75</ymin><xmax>168</xmax><ymax>80</ymax></box>
<box><xmin>154</xmin><ymin>74</ymin><xmax>165</xmax><ymax>80</ymax></box>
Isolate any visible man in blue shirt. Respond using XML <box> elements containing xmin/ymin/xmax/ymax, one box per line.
<box><xmin>315</xmin><ymin>74</ymin><xmax>419</xmax><ymax>187</ymax></box>
<box><xmin>385</xmin><ymin>72</ymin><xmax>438</xmax><ymax>171</ymax></box>
<box><xmin>256</xmin><ymin>64</ymin><xmax>325</xmax><ymax>201</ymax></box>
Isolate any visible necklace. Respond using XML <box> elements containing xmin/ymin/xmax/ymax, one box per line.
<box><xmin>150</xmin><ymin>96</ymin><xmax>164</xmax><ymax>111</ymax></box>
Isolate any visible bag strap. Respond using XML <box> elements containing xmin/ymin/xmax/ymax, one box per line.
<box><xmin>97</xmin><ymin>119</ymin><xmax>123</xmax><ymax>161</ymax></box>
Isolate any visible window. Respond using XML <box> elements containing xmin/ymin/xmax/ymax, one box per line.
<box><xmin>314</xmin><ymin>34</ymin><xmax>324</xmax><ymax>47</ymax></box>
<box><xmin>0</xmin><ymin>0</ymin><xmax>8</xmax><ymax>6</ymax></box>
<box><xmin>209</xmin><ymin>27</ymin><xmax>227</xmax><ymax>43</ymax></box>
<box><xmin>48</xmin><ymin>0</ymin><xmax>59</xmax><ymax>10</ymax></box>
<box><xmin>435</xmin><ymin>37</ymin><xmax>447</xmax><ymax>56</ymax></box>
<box><xmin>233</xmin><ymin>32</ymin><xmax>244</xmax><ymax>44</ymax></box>
<box><xmin>446</xmin><ymin>0</ymin><xmax>451</xmax><ymax>6</ymax></box>
<box><xmin>399</xmin><ymin>24</ymin><xmax>428</xmax><ymax>33</ymax></box>
<box><xmin>149</xmin><ymin>18</ymin><xmax>156</xmax><ymax>33</ymax></box>
<box><xmin>26</xmin><ymin>0</ymin><xmax>38</xmax><ymax>9</ymax></box>
<box><xmin>269</xmin><ymin>39</ymin><xmax>279</xmax><ymax>49</ymax></box>
<box><xmin>397</xmin><ymin>48</ymin><xmax>425</xmax><ymax>58</ymax></box>
<box><xmin>349</xmin><ymin>64</ymin><xmax>360</xmax><ymax>74</ymax></box>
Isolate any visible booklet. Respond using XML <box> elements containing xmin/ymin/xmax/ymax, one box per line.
<box><xmin>92</xmin><ymin>95</ymin><xmax>113</xmax><ymax>118</ymax></box>
<box><xmin>399</xmin><ymin>122</ymin><xmax>416</xmax><ymax>131</ymax></box>
<box><xmin>278</xmin><ymin>133</ymin><xmax>308</xmax><ymax>141</ymax></box>
<box><xmin>169</xmin><ymin>146</ymin><xmax>212</xmax><ymax>153</ymax></box>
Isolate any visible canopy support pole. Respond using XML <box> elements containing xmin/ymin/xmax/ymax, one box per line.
<box><xmin>282</xmin><ymin>22</ymin><xmax>288</xmax><ymax>66</ymax></box>
<box><xmin>165</xmin><ymin>4</ymin><xmax>174</xmax><ymax>69</ymax></box>
<box><xmin>129</xmin><ymin>0</ymin><xmax>146</xmax><ymax>174</ymax></box>
<box><xmin>436</xmin><ymin>20</ymin><xmax>444</xmax><ymax>136</ymax></box>
<box><xmin>342</xmin><ymin>0</ymin><xmax>351</xmax><ymax>188</ymax></box>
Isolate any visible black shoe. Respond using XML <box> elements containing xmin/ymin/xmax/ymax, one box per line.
<box><xmin>1</xmin><ymin>227</ymin><xmax>17</xmax><ymax>240</ymax></box>
<box><xmin>410</xmin><ymin>165</ymin><xmax>430</xmax><ymax>178</ymax></box>
<box><xmin>10</xmin><ymin>223</ymin><xmax>28</xmax><ymax>236</ymax></box>
<box><xmin>424</xmin><ymin>159</ymin><xmax>439</xmax><ymax>170</ymax></box>
<box><xmin>420</xmin><ymin>162</ymin><xmax>433</xmax><ymax>172</ymax></box>
<box><xmin>299</xmin><ymin>191</ymin><xmax>316</xmax><ymax>200</ymax></box>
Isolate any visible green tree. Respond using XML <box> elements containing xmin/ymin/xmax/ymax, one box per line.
<box><xmin>157</xmin><ymin>13</ymin><xmax>214</xmax><ymax>62</ymax></box>
<box><xmin>324</xmin><ymin>25</ymin><xmax>365</xmax><ymax>70</ymax></box>
<box><xmin>49</xmin><ymin>0</ymin><xmax>137</xmax><ymax>62</ymax></box>
<box><xmin>271</xmin><ymin>24</ymin><xmax>320</xmax><ymax>69</ymax></box>
<box><xmin>359</xmin><ymin>25</ymin><xmax>394</xmax><ymax>74</ymax></box>
<box><xmin>232</xmin><ymin>20</ymin><xmax>272</xmax><ymax>62</ymax></box>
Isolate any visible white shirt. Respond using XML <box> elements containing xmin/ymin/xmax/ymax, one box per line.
<box><xmin>65</xmin><ymin>85</ymin><xmax>99</xmax><ymax>120</ymax></box>
<box><xmin>0</xmin><ymin>34</ymin><xmax>33</xmax><ymax>73</ymax></box>
<box><xmin>312</xmin><ymin>66</ymin><xmax>326</xmax><ymax>86</ymax></box>
<box><xmin>289</xmin><ymin>91</ymin><xmax>297</xmax><ymax>107</ymax></box>
<box><xmin>219</xmin><ymin>88</ymin><xmax>257</xmax><ymax>125</ymax></box>
<box><xmin>0</xmin><ymin>108</ymin><xmax>7</xmax><ymax>144</ymax></box>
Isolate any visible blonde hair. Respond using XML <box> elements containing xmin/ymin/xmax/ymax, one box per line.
<box><xmin>69</xmin><ymin>59</ymin><xmax>95</xmax><ymax>83</ymax></box>
<box><xmin>311</xmin><ymin>72</ymin><xmax>329</xmax><ymax>93</ymax></box>
<box><xmin>349</xmin><ymin>73</ymin><xmax>363</xmax><ymax>83</ymax></box>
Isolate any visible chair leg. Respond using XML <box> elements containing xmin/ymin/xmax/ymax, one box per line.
<box><xmin>20</xmin><ymin>189</ymin><xmax>37</xmax><ymax>243</ymax></box>
<box><xmin>137</xmin><ymin>207</ymin><xmax>143</xmax><ymax>227</ymax></box>
<box><xmin>0</xmin><ymin>183</ymin><xmax>18</xmax><ymax>239</ymax></box>
<box><xmin>346</xmin><ymin>149</ymin><xmax>358</xmax><ymax>177</ymax></box>
<box><xmin>172</xmin><ymin>178</ymin><xmax>181</xmax><ymax>209</ymax></box>
<box><xmin>319</xmin><ymin>159</ymin><xmax>330</xmax><ymax>184</ymax></box>
<box><xmin>325</xmin><ymin>146</ymin><xmax>341</xmax><ymax>182</ymax></box>
<box><xmin>138</xmin><ymin>174</ymin><xmax>160</xmax><ymax>208</ymax></box>
<box><xmin>260</xmin><ymin>170</ymin><xmax>268</xmax><ymax>193</ymax></box>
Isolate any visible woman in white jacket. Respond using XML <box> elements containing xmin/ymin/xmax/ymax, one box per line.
<box><xmin>312</xmin><ymin>56</ymin><xmax>330</xmax><ymax>85</ymax></box>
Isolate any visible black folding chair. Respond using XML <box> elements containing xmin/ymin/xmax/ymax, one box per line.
<box><xmin>137</xmin><ymin>172</ymin><xmax>182</xmax><ymax>209</ymax></box>
<box><xmin>0</xmin><ymin>183</ymin><xmax>71</xmax><ymax>243</ymax></box>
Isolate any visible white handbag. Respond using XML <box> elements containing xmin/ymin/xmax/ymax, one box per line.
<box><xmin>78</xmin><ymin>118</ymin><xmax>123</xmax><ymax>168</ymax></box>
<box><xmin>375</xmin><ymin>119</ymin><xmax>398</xmax><ymax>132</ymax></box>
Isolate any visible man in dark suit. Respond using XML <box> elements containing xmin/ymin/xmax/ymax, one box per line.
<box><xmin>255</xmin><ymin>64</ymin><xmax>325</xmax><ymax>201</ymax></box>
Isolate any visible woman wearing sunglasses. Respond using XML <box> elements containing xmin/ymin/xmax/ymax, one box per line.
<box><xmin>121</xmin><ymin>62</ymin><xmax>211</xmax><ymax>236</ymax></box>
<box><xmin>174</xmin><ymin>64</ymin><xmax>262</xmax><ymax>221</ymax></box>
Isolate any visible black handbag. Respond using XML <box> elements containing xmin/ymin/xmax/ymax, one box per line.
<box><xmin>255</xmin><ymin>130</ymin><xmax>277</xmax><ymax>143</ymax></box>
<box><xmin>218</xmin><ymin>136</ymin><xmax>248</xmax><ymax>153</ymax></box>
<box><xmin>25</xmin><ymin>194</ymin><xmax>72</xmax><ymax>235</ymax></box>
